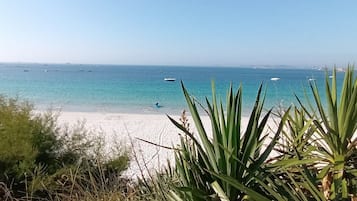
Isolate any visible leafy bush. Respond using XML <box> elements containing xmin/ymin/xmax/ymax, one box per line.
<box><xmin>0</xmin><ymin>96</ymin><xmax>130</xmax><ymax>199</ymax></box>
<box><xmin>0</xmin><ymin>97</ymin><xmax>49</xmax><ymax>183</ymax></box>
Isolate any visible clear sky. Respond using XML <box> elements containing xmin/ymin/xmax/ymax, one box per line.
<box><xmin>0</xmin><ymin>1</ymin><xmax>356</xmax><ymax>66</ymax></box>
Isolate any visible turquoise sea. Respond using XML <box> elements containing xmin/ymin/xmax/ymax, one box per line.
<box><xmin>0</xmin><ymin>63</ymin><xmax>345</xmax><ymax>115</ymax></box>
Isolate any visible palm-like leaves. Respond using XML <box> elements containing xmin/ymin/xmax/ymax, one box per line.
<box><xmin>302</xmin><ymin>67</ymin><xmax>357</xmax><ymax>200</ymax></box>
<box><xmin>168</xmin><ymin>81</ymin><xmax>287</xmax><ymax>200</ymax></box>
<box><xmin>163</xmin><ymin>67</ymin><xmax>356</xmax><ymax>200</ymax></box>
<box><xmin>275</xmin><ymin>66</ymin><xmax>357</xmax><ymax>200</ymax></box>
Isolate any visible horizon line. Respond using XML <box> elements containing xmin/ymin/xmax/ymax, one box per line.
<box><xmin>0</xmin><ymin>61</ymin><xmax>332</xmax><ymax>69</ymax></box>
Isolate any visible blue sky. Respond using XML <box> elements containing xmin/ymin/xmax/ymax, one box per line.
<box><xmin>0</xmin><ymin>1</ymin><xmax>356</xmax><ymax>66</ymax></box>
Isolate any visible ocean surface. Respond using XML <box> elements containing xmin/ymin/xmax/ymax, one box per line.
<box><xmin>0</xmin><ymin>63</ymin><xmax>346</xmax><ymax>115</ymax></box>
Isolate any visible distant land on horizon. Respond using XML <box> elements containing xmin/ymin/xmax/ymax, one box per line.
<box><xmin>0</xmin><ymin>61</ymin><xmax>346</xmax><ymax>70</ymax></box>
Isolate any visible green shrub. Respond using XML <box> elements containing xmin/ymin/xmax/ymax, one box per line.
<box><xmin>0</xmin><ymin>96</ymin><xmax>130</xmax><ymax>199</ymax></box>
<box><xmin>0</xmin><ymin>97</ymin><xmax>42</xmax><ymax>180</ymax></box>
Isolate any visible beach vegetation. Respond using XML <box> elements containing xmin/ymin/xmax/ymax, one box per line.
<box><xmin>273</xmin><ymin>66</ymin><xmax>357</xmax><ymax>200</ymax></box>
<box><xmin>164</xmin><ymin>81</ymin><xmax>289</xmax><ymax>200</ymax></box>
<box><xmin>0</xmin><ymin>96</ymin><xmax>130</xmax><ymax>200</ymax></box>
<box><xmin>160</xmin><ymin>66</ymin><xmax>356</xmax><ymax>200</ymax></box>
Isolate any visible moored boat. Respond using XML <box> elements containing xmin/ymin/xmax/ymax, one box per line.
<box><xmin>164</xmin><ymin>78</ymin><xmax>176</xmax><ymax>82</ymax></box>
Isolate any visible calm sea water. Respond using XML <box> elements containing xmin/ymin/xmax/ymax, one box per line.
<box><xmin>0</xmin><ymin>63</ymin><xmax>345</xmax><ymax>115</ymax></box>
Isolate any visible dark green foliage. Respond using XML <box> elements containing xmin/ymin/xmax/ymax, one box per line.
<box><xmin>104</xmin><ymin>154</ymin><xmax>130</xmax><ymax>175</ymax></box>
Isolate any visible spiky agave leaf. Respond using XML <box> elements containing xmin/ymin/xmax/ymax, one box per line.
<box><xmin>168</xmin><ymin>81</ymin><xmax>288</xmax><ymax>200</ymax></box>
<box><xmin>285</xmin><ymin>66</ymin><xmax>357</xmax><ymax>200</ymax></box>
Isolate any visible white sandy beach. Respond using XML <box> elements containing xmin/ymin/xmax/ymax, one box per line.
<box><xmin>56</xmin><ymin>111</ymin><xmax>210</xmax><ymax>177</ymax></box>
<box><xmin>55</xmin><ymin>111</ymin><xmax>276</xmax><ymax>177</ymax></box>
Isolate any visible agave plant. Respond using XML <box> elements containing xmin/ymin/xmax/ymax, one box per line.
<box><xmin>274</xmin><ymin>66</ymin><xmax>357</xmax><ymax>200</ymax></box>
<box><xmin>167</xmin><ymin>81</ymin><xmax>288</xmax><ymax>200</ymax></box>
<box><xmin>300</xmin><ymin>67</ymin><xmax>357</xmax><ymax>200</ymax></box>
<box><xmin>271</xmin><ymin>107</ymin><xmax>327</xmax><ymax>201</ymax></box>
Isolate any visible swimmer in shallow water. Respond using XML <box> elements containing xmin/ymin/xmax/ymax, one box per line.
<box><xmin>155</xmin><ymin>102</ymin><xmax>161</xmax><ymax>108</ymax></box>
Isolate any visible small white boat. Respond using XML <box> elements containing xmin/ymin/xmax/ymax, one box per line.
<box><xmin>337</xmin><ymin>68</ymin><xmax>346</xmax><ymax>72</ymax></box>
<box><xmin>164</xmin><ymin>78</ymin><xmax>176</xmax><ymax>82</ymax></box>
<box><xmin>270</xmin><ymin>77</ymin><xmax>280</xmax><ymax>81</ymax></box>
